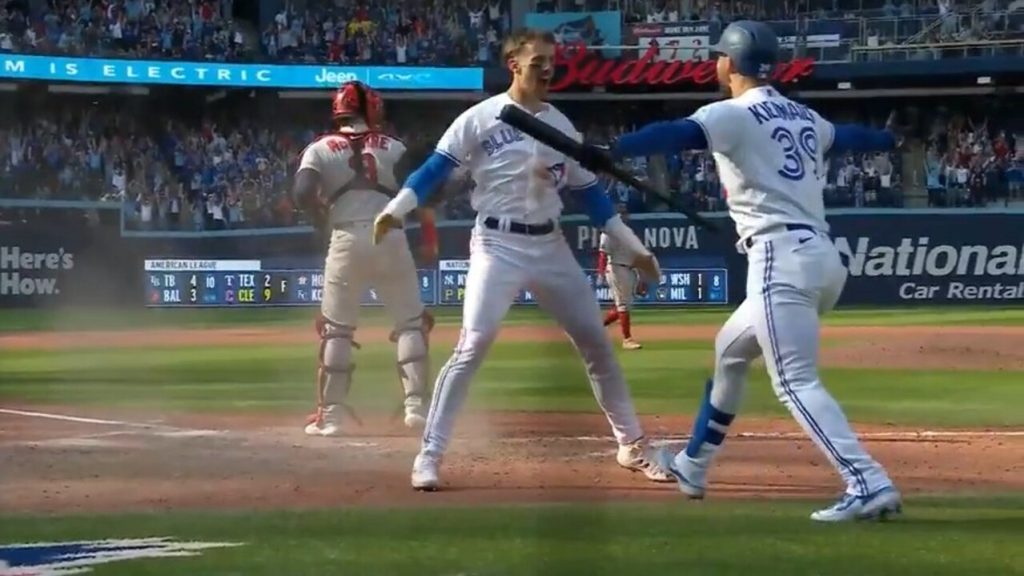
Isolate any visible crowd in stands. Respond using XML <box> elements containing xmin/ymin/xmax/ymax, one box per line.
<box><xmin>0</xmin><ymin>0</ymin><xmax>248</xmax><ymax>61</ymax></box>
<box><xmin>262</xmin><ymin>0</ymin><xmax>510</xmax><ymax>66</ymax></box>
<box><xmin>0</xmin><ymin>0</ymin><xmax>511</xmax><ymax>66</ymax></box>
<box><xmin>2</xmin><ymin>96</ymin><xmax>1023</xmax><ymax>231</ymax></box>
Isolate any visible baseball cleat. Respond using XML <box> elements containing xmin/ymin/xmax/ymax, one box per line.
<box><xmin>810</xmin><ymin>486</ymin><xmax>903</xmax><ymax>523</ymax></box>
<box><xmin>655</xmin><ymin>447</ymin><xmax>707</xmax><ymax>499</ymax></box>
<box><xmin>403</xmin><ymin>400</ymin><xmax>427</xmax><ymax>430</ymax></box>
<box><xmin>617</xmin><ymin>439</ymin><xmax>673</xmax><ymax>483</ymax></box>
<box><xmin>411</xmin><ymin>453</ymin><xmax>441</xmax><ymax>491</ymax></box>
<box><xmin>304</xmin><ymin>421</ymin><xmax>341</xmax><ymax>437</ymax></box>
<box><xmin>622</xmin><ymin>338</ymin><xmax>643</xmax><ymax>350</ymax></box>
<box><xmin>304</xmin><ymin>412</ymin><xmax>342</xmax><ymax>437</ymax></box>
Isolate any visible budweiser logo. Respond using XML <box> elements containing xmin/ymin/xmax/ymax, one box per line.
<box><xmin>551</xmin><ymin>42</ymin><xmax>815</xmax><ymax>91</ymax></box>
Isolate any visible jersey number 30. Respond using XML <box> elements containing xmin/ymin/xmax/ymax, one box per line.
<box><xmin>772</xmin><ymin>126</ymin><xmax>819</xmax><ymax>182</ymax></box>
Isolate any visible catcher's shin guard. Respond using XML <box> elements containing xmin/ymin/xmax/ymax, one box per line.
<box><xmin>389</xmin><ymin>310</ymin><xmax>434</xmax><ymax>424</ymax></box>
<box><xmin>310</xmin><ymin>314</ymin><xmax>363</xmax><ymax>428</ymax></box>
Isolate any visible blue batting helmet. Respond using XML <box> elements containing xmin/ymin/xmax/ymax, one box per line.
<box><xmin>711</xmin><ymin>20</ymin><xmax>779</xmax><ymax>80</ymax></box>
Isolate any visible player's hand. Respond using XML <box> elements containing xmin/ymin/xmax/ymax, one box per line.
<box><xmin>578</xmin><ymin>142</ymin><xmax>616</xmax><ymax>174</ymax></box>
<box><xmin>632</xmin><ymin>252</ymin><xmax>661</xmax><ymax>285</ymax></box>
<box><xmin>372</xmin><ymin>212</ymin><xmax>402</xmax><ymax>245</ymax></box>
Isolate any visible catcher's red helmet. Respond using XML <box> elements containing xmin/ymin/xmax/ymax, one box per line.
<box><xmin>332</xmin><ymin>80</ymin><xmax>384</xmax><ymax>129</ymax></box>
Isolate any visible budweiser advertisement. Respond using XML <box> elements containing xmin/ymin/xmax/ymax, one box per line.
<box><xmin>550</xmin><ymin>42</ymin><xmax>815</xmax><ymax>91</ymax></box>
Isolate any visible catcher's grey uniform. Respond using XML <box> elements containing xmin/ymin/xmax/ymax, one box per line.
<box><xmin>300</xmin><ymin>131</ymin><xmax>431</xmax><ymax>434</ymax></box>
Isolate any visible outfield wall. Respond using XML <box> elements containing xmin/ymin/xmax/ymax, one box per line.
<box><xmin>1</xmin><ymin>211</ymin><xmax>1022</xmax><ymax>309</ymax></box>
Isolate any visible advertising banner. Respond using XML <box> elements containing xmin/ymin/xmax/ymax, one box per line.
<box><xmin>3</xmin><ymin>212</ymin><xmax>1022</xmax><ymax>309</ymax></box>
<box><xmin>525</xmin><ymin>11</ymin><xmax>623</xmax><ymax>54</ymax></box>
<box><xmin>0</xmin><ymin>54</ymin><xmax>484</xmax><ymax>91</ymax></box>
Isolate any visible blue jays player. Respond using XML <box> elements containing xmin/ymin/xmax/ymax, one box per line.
<box><xmin>373</xmin><ymin>28</ymin><xmax>672</xmax><ymax>491</ymax></box>
<box><xmin>609</xmin><ymin>21</ymin><xmax>903</xmax><ymax>522</ymax></box>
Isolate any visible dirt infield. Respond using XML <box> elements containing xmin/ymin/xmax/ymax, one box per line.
<box><xmin>2</xmin><ymin>322</ymin><xmax>1023</xmax><ymax>514</ymax></box>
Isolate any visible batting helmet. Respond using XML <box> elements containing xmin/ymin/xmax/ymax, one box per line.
<box><xmin>332</xmin><ymin>80</ymin><xmax>384</xmax><ymax>129</ymax></box>
<box><xmin>711</xmin><ymin>20</ymin><xmax>779</xmax><ymax>80</ymax></box>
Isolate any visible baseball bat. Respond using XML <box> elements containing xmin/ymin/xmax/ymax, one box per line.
<box><xmin>498</xmin><ymin>104</ymin><xmax>719</xmax><ymax>232</ymax></box>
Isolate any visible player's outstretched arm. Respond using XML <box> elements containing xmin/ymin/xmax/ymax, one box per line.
<box><xmin>576</xmin><ymin>180</ymin><xmax>661</xmax><ymax>282</ymax></box>
<box><xmin>610</xmin><ymin>119</ymin><xmax>709</xmax><ymax>159</ymax></box>
<box><xmin>829</xmin><ymin>124</ymin><xmax>898</xmax><ymax>153</ymax></box>
<box><xmin>374</xmin><ymin>152</ymin><xmax>458</xmax><ymax>244</ymax></box>
<box><xmin>826</xmin><ymin>110</ymin><xmax>903</xmax><ymax>154</ymax></box>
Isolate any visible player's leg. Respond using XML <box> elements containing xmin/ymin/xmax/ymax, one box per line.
<box><xmin>306</xmin><ymin>229</ymin><xmax>368</xmax><ymax>436</ymax></box>
<box><xmin>659</xmin><ymin>297</ymin><xmax>761</xmax><ymax>498</ymax></box>
<box><xmin>529</xmin><ymin>238</ymin><xmax>669</xmax><ymax>483</ymax></box>
<box><xmin>373</xmin><ymin>229</ymin><xmax>432</xmax><ymax>429</ymax></box>
<box><xmin>609</xmin><ymin>265</ymin><xmax>639</xmax><ymax>349</ymax></box>
<box><xmin>602</xmin><ymin>264</ymin><xmax>620</xmax><ymax>326</ymax></box>
<box><xmin>753</xmin><ymin>237</ymin><xmax>899</xmax><ymax>521</ymax></box>
<box><xmin>413</xmin><ymin>231</ymin><xmax>524</xmax><ymax>490</ymax></box>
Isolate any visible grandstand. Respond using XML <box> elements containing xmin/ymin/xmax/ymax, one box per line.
<box><xmin>1</xmin><ymin>0</ymin><xmax>1022</xmax><ymax>232</ymax></box>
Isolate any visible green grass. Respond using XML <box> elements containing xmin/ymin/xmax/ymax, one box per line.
<box><xmin>2</xmin><ymin>339</ymin><xmax>1021</xmax><ymax>427</ymax></box>
<box><xmin>2</xmin><ymin>305</ymin><xmax>1023</xmax><ymax>332</ymax></box>
<box><xmin>2</xmin><ymin>498</ymin><xmax>1022</xmax><ymax>576</ymax></box>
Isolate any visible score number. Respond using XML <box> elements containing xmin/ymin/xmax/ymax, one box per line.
<box><xmin>264</xmin><ymin>273</ymin><xmax>272</xmax><ymax>303</ymax></box>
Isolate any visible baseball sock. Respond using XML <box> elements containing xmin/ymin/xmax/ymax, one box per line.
<box><xmin>603</xmin><ymin>309</ymin><xmax>619</xmax><ymax>326</ymax></box>
<box><xmin>683</xmin><ymin>379</ymin><xmax>735</xmax><ymax>465</ymax></box>
<box><xmin>620</xmin><ymin>311</ymin><xmax>632</xmax><ymax>339</ymax></box>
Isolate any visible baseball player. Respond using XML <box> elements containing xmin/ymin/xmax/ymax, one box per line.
<box><xmin>373</xmin><ymin>28</ymin><xmax>672</xmax><ymax>491</ymax></box>
<box><xmin>293</xmin><ymin>80</ymin><xmax>437</xmax><ymax>436</ymax></box>
<box><xmin>597</xmin><ymin>205</ymin><xmax>644</xmax><ymax>350</ymax></box>
<box><xmin>607</xmin><ymin>21</ymin><xmax>903</xmax><ymax>522</ymax></box>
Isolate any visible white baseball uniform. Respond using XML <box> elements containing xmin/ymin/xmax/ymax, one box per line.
<box><xmin>599</xmin><ymin>231</ymin><xmax>638</xmax><ymax>312</ymax></box>
<box><xmin>418</xmin><ymin>93</ymin><xmax>651</xmax><ymax>459</ymax></box>
<box><xmin>677</xmin><ymin>86</ymin><xmax>893</xmax><ymax>497</ymax></box>
<box><xmin>298</xmin><ymin>131</ymin><xmax>429</xmax><ymax>428</ymax></box>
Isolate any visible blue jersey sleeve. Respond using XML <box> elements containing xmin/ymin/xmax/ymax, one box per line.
<box><xmin>612</xmin><ymin>119</ymin><xmax>709</xmax><ymax>159</ymax></box>
<box><xmin>403</xmin><ymin>151</ymin><xmax>458</xmax><ymax>203</ymax></box>
<box><xmin>829</xmin><ymin>124</ymin><xmax>896</xmax><ymax>154</ymax></box>
<box><xmin>578</xmin><ymin>180</ymin><xmax>616</xmax><ymax>227</ymax></box>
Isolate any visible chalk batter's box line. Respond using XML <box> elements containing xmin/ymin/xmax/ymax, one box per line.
<box><xmin>3</xmin><ymin>409</ymin><xmax>1020</xmax><ymax>444</ymax></box>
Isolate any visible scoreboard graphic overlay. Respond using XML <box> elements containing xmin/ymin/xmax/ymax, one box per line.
<box><xmin>436</xmin><ymin>260</ymin><xmax>727</xmax><ymax>306</ymax></box>
<box><xmin>144</xmin><ymin>259</ymin><xmax>727</xmax><ymax>308</ymax></box>
<box><xmin>144</xmin><ymin>259</ymin><xmax>434</xmax><ymax>308</ymax></box>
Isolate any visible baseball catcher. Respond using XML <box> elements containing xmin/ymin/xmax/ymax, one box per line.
<box><xmin>293</xmin><ymin>80</ymin><xmax>437</xmax><ymax>436</ymax></box>
<box><xmin>597</xmin><ymin>205</ymin><xmax>645</xmax><ymax>350</ymax></box>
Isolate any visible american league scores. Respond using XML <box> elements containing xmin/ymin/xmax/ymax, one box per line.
<box><xmin>372</xmin><ymin>28</ymin><xmax>674</xmax><ymax>491</ymax></box>
<box><xmin>605</xmin><ymin>20</ymin><xmax>904</xmax><ymax>522</ymax></box>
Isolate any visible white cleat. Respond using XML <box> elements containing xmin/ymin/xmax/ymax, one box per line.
<box><xmin>304</xmin><ymin>420</ymin><xmax>341</xmax><ymax>437</ymax></box>
<box><xmin>622</xmin><ymin>338</ymin><xmax>643</xmax><ymax>350</ymax></box>
<box><xmin>403</xmin><ymin>400</ymin><xmax>427</xmax><ymax>430</ymax></box>
<box><xmin>655</xmin><ymin>447</ymin><xmax>707</xmax><ymax>499</ymax></box>
<box><xmin>617</xmin><ymin>439</ymin><xmax>674</xmax><ymax>483</ymax></box>
<box><xmin>304</xmin><ymin>411</ymin><xmax>342</xmax><ymax>437</ymax></box>
<box><xmin>810</xmin><ymin>486</ymin><xmax>903</xmax><ymax>523</ymax></box>
<box><xmin>411</xmin><ymin>453</ymin><xmax>441</xmax><ymax>491</ymax></box>
<box><xmin>404</xmin><ymin>411</ymin><xmax>427</xmax><ymax>430</ymax></box>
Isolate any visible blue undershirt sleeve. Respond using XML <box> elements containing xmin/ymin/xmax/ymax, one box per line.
<box><xmin>578</xmin><ymin>180</ymin><xmax>616</xmax><ymax>227</ymax></box>
<box><xmin>403</xmin><ymin>151</ymin><xmax>458</xmax><ymax>203</ymax></box>
<box><xmin>830</xmin><ymin>124</ymin><xmax>896</xmax><ymax>154</ymax></box>
<box><xmin>612</xmin><ymin>119</ymin><xmax>709</xmax><ymax>159</ymax></box>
